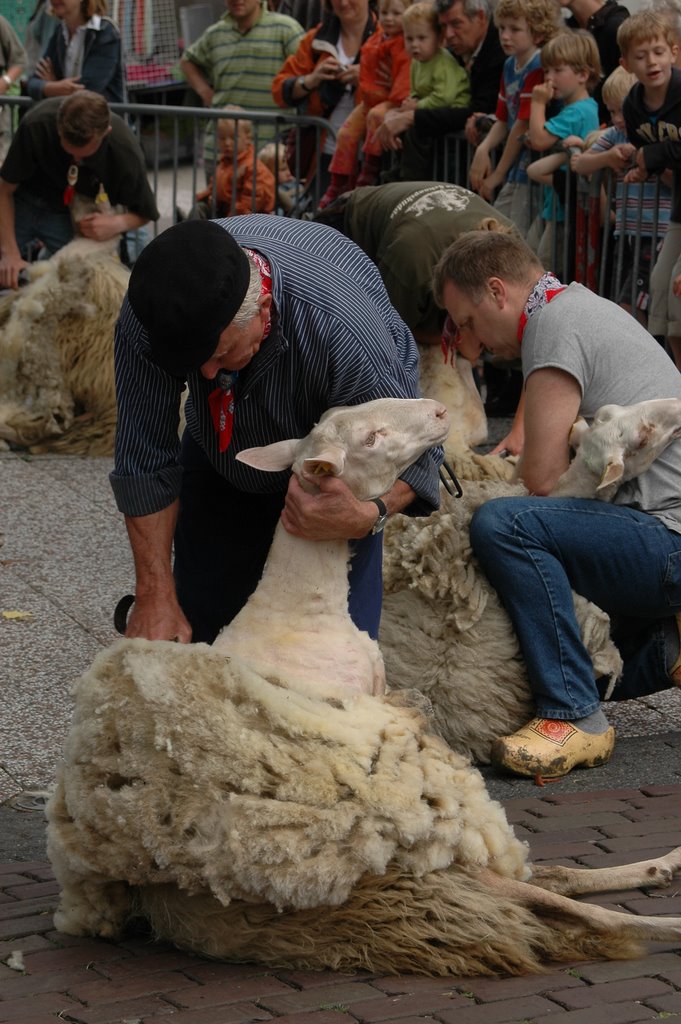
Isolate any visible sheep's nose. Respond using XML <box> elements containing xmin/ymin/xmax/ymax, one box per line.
<box><xmin>434</xmin><ymin>403</ymin><xmax>448</xmax><ymax>420</ymax></box>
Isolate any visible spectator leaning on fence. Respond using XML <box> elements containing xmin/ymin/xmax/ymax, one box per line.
<box><xmin>570</xmin><ymin>66</ymin><xmax>672</xmax><ymax>327</ymax></box>
<box><xmin>191</xmin><ymin>106</ymin><xmax>276</xmax><ymax>218</ymax></box>
<box><xmin>468</xmin><ymin>0</ymin><xmax>562</xmax><ymax>235</ymax></box>
<box><xmin>375</xmin><ymin>0</ymin><xmax>505</xmax><ymax>180</ymax></box>
<box><xmin>316</xmin><ymin>0</ymin><xmax>413</xmax><ymax>209</ymax></box>
<box><xmin>526</xmin><ymin>30</ymin><xmax>601</xmax><ymax>278</ymax></box>
<box><xmin>621</xmin><ymin>11</ymin><xmax>681</xmax><ymax>370</ymax></box>
<box><xmin>180</xmin><ymin>0</ymin><xmax>304</xmax><ymax>168</ymax></box>
<box><xmin>0</xmin><ymin>91</ymin><xmax>159</xmax><ymax>290</ymax></box>
<box><xmin>25</xmin><ymin>0</ymin><xmax>124</xmax><ymax>104</ymax></box>
<box><xmin>379</xmin><ymin>0</ymin><xmax>471</xmax><ymax>180</ymax></box>
<box><xmin>0</xmin><ymin>15</ymin><xmax>27</xmax><ymax>164</ymax></box>
<box><xmin>563</xmin><ymin>0</ymin><xmax>629</xmax><ymax>122</ymax></box>
<box><xmin>272</xmin><ymin>0</ymin><xmax>377</xmax><ymax>189</ymax></box>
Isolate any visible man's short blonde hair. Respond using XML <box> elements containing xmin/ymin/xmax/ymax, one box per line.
<box><xmin>432</xmin><ymin>231</ymin><xmax>543</xmax><ymax>306</ymax></box>
<box><xmin>617</xmin><ymin>10</ymin><xmax>678</xmax><ymax>57</ymax></box>
<box><xmin>601</xmin><ymin>66</ymin><xmax>637</xmax><ymax>109</ymax></box>
<box><xmin>541</xmin><ymin>28</ymin><xmax>602</xmax><ymax>90</ymax></box>
<box><xmin>494</xmin><ymin>0</ymin><xmax>562</xmax><ymax>47</ymax></box>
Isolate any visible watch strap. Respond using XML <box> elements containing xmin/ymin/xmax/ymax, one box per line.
<box><xmin>370</xmin><ymin>497</ymin><xmax>388</xmax><ymax>535</ymax></box>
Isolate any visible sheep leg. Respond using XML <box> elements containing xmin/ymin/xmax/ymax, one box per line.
<box><xmin>528</xmin><ymin>845</ymin><xmax>681</xmax><ymax>896</ymax></box>
<box><xmin>479</xmin><ymin>868</ymin><xmax>681</xmax><ymax>942</ymax></box>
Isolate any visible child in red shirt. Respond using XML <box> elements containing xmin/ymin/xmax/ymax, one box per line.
<box><xmin>318</xmin><ymin>0</ymin><xmax>412</xmax><ymax>208</ymax></box>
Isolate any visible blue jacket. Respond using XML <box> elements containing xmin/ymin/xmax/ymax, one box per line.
<box><xmin>26</xmin><ymin>16</ymin><xmax>124</xmax><ymax>102</ymax></box>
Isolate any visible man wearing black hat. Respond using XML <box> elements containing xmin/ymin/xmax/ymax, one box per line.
<box><xmin>111</xmin><ymin>215</ymin><xmax>442</xmax><ymax>645</ymax></box>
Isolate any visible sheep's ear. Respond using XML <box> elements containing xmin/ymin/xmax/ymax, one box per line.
<box><xmin>597</xmin><ymin>458</ymin><xmax>624</xmax><ymax>491</ymax></box>
<box><xmin>302</xmin><ymin>447</ymin><xmax>346</xmax><ymax>477</ymax></box>
<box><xmin>236</xmin><ymin>439</ymin><xmax>301</xmax><ymax>472</ymax></box>
<box><xmin>568</xmin><ymin>417</ymin><xmax>589</xmax><ymax>450</ymax></box>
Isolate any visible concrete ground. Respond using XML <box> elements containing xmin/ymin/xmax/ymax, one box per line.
<box><xmin>1</xmin><ymin>420</ymin><xmax>680</xmax><ymax>1020</ymax></box>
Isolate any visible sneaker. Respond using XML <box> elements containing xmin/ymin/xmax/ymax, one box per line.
<box><xmin>491</xmin><ymin>717</ymin><xmax>616</xmax><ymax>778</ymax></box>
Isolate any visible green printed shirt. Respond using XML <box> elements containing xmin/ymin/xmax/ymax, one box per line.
<box><xmin>183</xmin><ymin>2</ymin><xmax>304</xmax><ymax>155</ymax></box>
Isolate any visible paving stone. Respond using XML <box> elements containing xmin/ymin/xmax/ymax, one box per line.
<box><xmin>257</xmin><ymin>982</ymin><xmax>386</xmax><ymax>1016</ymax></box>
<box><xmin>575</xmin><ymin>952</ymin><xmax>681</xmax><ymax>983</ymax></box>
<box><xmin>532</xmin><ymin>1002</ymin><xmax>658</xmax><ymax>1024</ymax></box>
<box><xmin>462</xmin><ymin>972</ymin><xmax>585</xmax><ymax>1002</ymax></box>
<box><xmin>346</xmin><ymin>989</ymin><xmax>471</xmax><ymax>1020</ymax></box>
<box><xmin>544</xmin><ymin>977</ymin><xmax>673</xmax><ymax>1009</ymax></box>
<box><xmin>436</xmin><ymin>994</ymin><xmax>566</xmax><ymax>1023</ymax></box>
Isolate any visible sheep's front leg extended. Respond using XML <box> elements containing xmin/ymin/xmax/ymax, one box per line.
<box><xmin>478</xmin><ymin>867</ymin><xmax>681</xmax><ymax>943</ymax></box>
<box><xmin>528</xmin><ymin>846</ymin><xmax>681</xmax><ymax>896</ymax></box>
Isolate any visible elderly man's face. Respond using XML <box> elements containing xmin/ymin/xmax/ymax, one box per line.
<box><xmin>200</xmin><ymin>296</ymin><xmax>272</xmax><ymax>377</ymax></box>
<box><xmin>438</xmin><ymin>0</ymin><xmax>487</xmax><ymax>55</ymax></box>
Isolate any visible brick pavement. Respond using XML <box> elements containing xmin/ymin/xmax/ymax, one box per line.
<box><xmin>0</xmin><ymin>786</ymin><xmax>680</xmax><ymax>1024</ymax></box>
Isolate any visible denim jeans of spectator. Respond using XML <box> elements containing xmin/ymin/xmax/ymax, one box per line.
<box><xmin>470</xmin><ymin>496</ymin><xmax>681</xmax><ymax>720</ymax></box>
<box><xmin>174</xmin><ymin>431</ymin><xmax>384</xmax><ymax>644</ymax></box>
<box><xmin>14</xmin><ymin>188</ymin><xmax>74</xmax><ymax>257</ymax></box>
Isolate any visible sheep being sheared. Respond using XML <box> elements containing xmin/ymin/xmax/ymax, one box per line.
<box><xmin>380</xmin><ymin>398</ymin><xmax>681</xmax><ymax>764</ymax></box>
<box><xmin>551</xmin><ymin>397</ymin><xmax>681</xmax><ymax>499</ymax></box>
<box><xmin>47</xmin><ymin>397</ymin><xmax>681</xmax><ymax>977</ymax></box>
<box><xmin>0</xmin><ymin>233</ymin><xmax>129</xmax><ymax>455</ymax></box>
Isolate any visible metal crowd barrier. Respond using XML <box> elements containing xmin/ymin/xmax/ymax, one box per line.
<box><xmin>431</xmin><ymin>130</ymin><xmax>668</xmax><ymax>324</ymax></box>
<box><xmin>0</xmin><ymin>95</ymin><xmax>335</xmax><ymax>225</ymax></box>
<box><xmin>0</xmin><ymin>95</ymin><xmax>668</xmax><ymax>320</ymax></box>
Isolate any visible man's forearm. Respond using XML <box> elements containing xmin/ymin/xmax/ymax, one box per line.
<box><xmin>125</xmin><ymin>502</ymin><xmax>178</xmax><ymax>600</ymax></box>
<box><xmin>0</xmin><ymin>185</ymin><xmax>19</xmax><ymax>259</ymax></box>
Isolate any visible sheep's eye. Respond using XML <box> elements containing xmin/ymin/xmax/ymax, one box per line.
<box><xmin>365</xmin><ymin>431</ymin><xmax>377</xmax><ymax>447</ymax></box>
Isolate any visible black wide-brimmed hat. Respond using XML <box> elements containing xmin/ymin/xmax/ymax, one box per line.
<box><xmin>128</xmin><ymin>220</ymin><xmax>251</xmax><ymax>376</ymax></box>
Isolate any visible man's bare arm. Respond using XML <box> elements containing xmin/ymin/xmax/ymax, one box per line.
<box><xmin>0</xmin><ymin>179</ymin><xmax>27</xmax><ymax>289</ymax></box>
<box><xmin>520</xmin><ymin>368</ymin><xmax>582</xmax><ymax>494</ymax></box>
<box><xmin>124</xmin><ymin>501</ymin><xmax>192</xmax><ymax>642</ymax></box>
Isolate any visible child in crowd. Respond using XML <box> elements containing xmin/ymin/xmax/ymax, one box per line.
<box><xmin>194</xmin><ymin>107</ymin><xmax>276</xmax><ymax>217</ymax></box>
<box><xmin>318</xmin><ymin>0</ymin><xmax>412</xmax><ymax>208</ymax></box>
<box><xmin>400</xmin><ymin>2</ymin><xmax>470</xmax><ymax>116</ymax></box>
<box><xmin>526</xmin><ymin>30</ymin><xmax>601</xmax><ymax>276</ymax></box>
<box><xmin>469</xmin><ymin>0</ymin><xmax>562</xmax><ymax>235</ymax></box>
<box><xmin>257</xmin><ymin>141</ymin><xmax>301</xmax><ymax>213</ymax></box>
<box><xmin>570</xmin><ymin>66</ymin><xmax>672</xmax><ymax>325</ymax></box>
<box><xmin>620</xmin><ymin>10</ymin><xmax>681</xmax><ymax>368</ymax></box>
<box><xmin>0</xmin><ymin>15</ymin><xmax>27</xmax><ymax>163</ymax></box>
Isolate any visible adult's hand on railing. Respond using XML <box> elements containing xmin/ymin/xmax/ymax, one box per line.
<box><xmin>43</xmin><ymin>76</ymin><xmax>85</xmax><ymax>96</ymax></box>
<box><xmin>375</xmin><ymin>107</ymin><xmax>413</xmax><ymax>150</ymax></box>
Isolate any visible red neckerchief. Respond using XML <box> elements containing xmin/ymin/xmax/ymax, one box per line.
<box><xmin>517</xmin><ymin>272</ymin><xmax>566</xmax><ymax>342</ymax></box>
<box><xmin>208</xmin><ymin>248</ymin><xmax>272</xmax><ymax>453</ymax></box>
<box><xmin>64</xmin><ymin>163</ymin><xmax>79</xmax><ymax>206</ymax></box>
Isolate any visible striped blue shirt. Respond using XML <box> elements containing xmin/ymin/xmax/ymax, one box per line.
<box><xmin>111</xmin><ymin>215</ymin><xmax>442</xmax><ymax>517</ymax></box>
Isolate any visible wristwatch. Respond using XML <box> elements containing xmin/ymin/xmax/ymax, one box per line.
<box><xmin>297</xmin><ymin>75</ymin><xmax>312</xmax><ymax>93</ymax></box>
<box><xmin>370</xmin><ymin>497</ymin><xmax>389</xmax><ymax>535</ymax></box>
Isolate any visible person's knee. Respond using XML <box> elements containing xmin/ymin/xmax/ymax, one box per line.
<box><xmin>470</xmin><ymin>497</ymin><xmax>515</xmax><ymax>555</ymax></box>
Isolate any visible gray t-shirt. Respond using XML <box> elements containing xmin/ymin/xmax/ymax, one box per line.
<box><xmin>522</xmin><ymin>283</ymin><xmax>681</xmax><ymax>534</ymax></box>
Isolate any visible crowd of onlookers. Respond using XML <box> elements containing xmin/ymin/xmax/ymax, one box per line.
<box><xmin>2</xmin><ymin>0</ymin><xmax>681</xmax><ymax>367</ymax></box>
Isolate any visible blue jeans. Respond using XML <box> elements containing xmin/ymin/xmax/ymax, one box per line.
<box><xmin>174</xmin><ymin>432</ymin><xmax>383</xmax><ymax>644</ymax></box>
<box><xmin>470</xmin><ymin>496</ymin><xmax>681</xmax><ymax>720</ymax></box>
<box><xmin>14</xmin><ymin>188</ymin><xmax>74</xmax><ymax>258</ymax></box>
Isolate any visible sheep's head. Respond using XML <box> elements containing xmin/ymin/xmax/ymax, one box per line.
<box><xmin>236</xmin><ymin>397</ymin><xmax>449</xmax><ymax>499</ymax></box>
<box><xmin>558</xmin><ymin>398</ymin><xmax>681</xmax><ymax>500</ymax></box>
